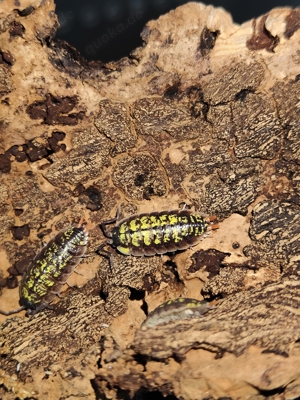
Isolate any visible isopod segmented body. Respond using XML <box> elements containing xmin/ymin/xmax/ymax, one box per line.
<box><xmin>141</xmin><ymin>298</ymin><xmax>214</xmax><ymax>328</ymax></box>
<box><xmin>97</xmin><ymin>207</ymin><xmax>218</xmax><ymax>266</ymax></box>
<box><xmin>0</xmin><ymin>223</ymin><xmax>88</xmax><ymax>317</ymax></box>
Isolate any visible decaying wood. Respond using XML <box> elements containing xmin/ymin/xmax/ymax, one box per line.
<box><xmin>1</xmin><ymin>1</ymin><xmax>300</xmax><ymax>399</ymax></box>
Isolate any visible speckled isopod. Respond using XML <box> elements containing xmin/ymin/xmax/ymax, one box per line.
<box><xmin>97</xmin><ymin>207</ymin><xmax>218</xmax><ymax>266</ymax></box>
<box><xmin>141</xmin><ymin>297</ymin><xmax>214</xmax><ymax>328</ymax></box>
<box><xmin>0</xmin><ymin>223</ymin><xmax>88</xmax><ymax>317</ymax></box>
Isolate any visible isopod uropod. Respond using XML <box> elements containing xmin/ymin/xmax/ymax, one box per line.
<box><xmin>0</xmin><ymin>223</ymin><xmax>89</xmax><ymax>317</ymax></box>
<box><xmin>141</xmin><ymin>297</ymin><xmax>214</xmax><ymax>328</ymax></box>
<box><xmin>97</xmin><ymin>207</ymin><xmax>218</xmax><ymax>266</ymax></box>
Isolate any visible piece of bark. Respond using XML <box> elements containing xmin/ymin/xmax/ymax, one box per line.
<box><xmin>1</xmin><ymin>1</ymin><xmax>300</xmax><ymax>399</ymax></box>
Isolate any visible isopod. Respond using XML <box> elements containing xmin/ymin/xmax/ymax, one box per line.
<box><xmin>97</xmin><ymin>207</ymin><xmax>218</xmax><ymax>266</ymax></box>
<box><xmin>0</xmin><ymin>223</ymin><xmax>88</xmax><ymax>317</ymax></box>
<box><xmin>141</xmin><ymin>297</ymin><xmax>214</xmax><ymax>328</ymax></box>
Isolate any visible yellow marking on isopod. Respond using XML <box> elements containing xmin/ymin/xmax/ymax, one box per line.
<box><xmin>129</xmin><ymin>219</ymin><xmax>140</xmax><ymax>232</ymax></box>
<box><xmin>180</xmin><ymin>215</ymin><xmax>189</xmax><ymax>224</ymax></box>
<box><xmin>142</xmin><ymin>230</ymin><xmax>152</xmax><ymax>246</ymax></box>
<box><xmin>118</xmin><ymin>222</ymin><xmax>129</xmax><ymax>234</ymax></box>
<box><xmin>181</xmin><ymin>226</ymin><xmax>189</xmax><ymax>236</ymax></box>
<box><xmin>64</xmin><ymin>228</ymin><xmax>73</xmax><ymax>239</ymax></box>
<box><xmin>131</xmin><ymin>231</ymin><xmax>143</xmax><ymax>247</ymax></box>
<box><xmin>52</xmin><ymin>270</ymin><xmax>61</xmax><ymax>278</ymax></box>
<box><xmin>117</xmin><ymin>245</ymin><xmax>131</xmax><ymax>255</ymax></box>
<box><xmin>193</xmin><ymin>214</ymin><xmax>203</xmax><ymax>223</ymax></box>
<box><xmin>21</xmin><ymin>287</ymin><xmax>31</xmax><ymax>301</ymax></box>
<box><xmin>20</xmin><ymin>286</ymin><xmax>28</xmax><ymax>298</ymax></box>
<box><xmin>57</xmin><ymin>256</ymin><xmax>72</xmax><ymax>269</ymax></box>
<box><xmin>140</xmin><ymin>216</ymin><xmax>150</xmax><ymax>230</ymax></box>
<box><xmin>154</xmin><ymin>231</ymin><xmax>163</xmax><ymax>245</ymax></box>
<box><xmin>119</xmin><ymin>232</ymin><xmax>131</xmax><ymax>246</ymax></box>
<box><xmin>32</xmin><ymin>263</ymin><xmax>44</xmax><ymax>278</ymax></box>
<box><xmin>44</xmin><ymin>264</ymin><xmax>57</xmax><ymax>274</ymax></box>
<box><xmin>26</xmin><ymin>276</ymin><xmax>35</xmax><ymax>289</ymax></box>
<box><xmin>163</xmin><ymin>227</ymin><xmax>171</xmax><ymax>243</ymax></box>
<box><xmin>49</xmin><ymin>243</ymin><xmax>59</xmax><ymax>253</ymax></box>
<box><xmin>171</xmin><ymin>227</ymin><xmax>182</xmax><ymax>243</ymax></box>
<box><xmin>21</xmin><ymin>287</ymin><xmax>39</xmax><ymax>304</ymax></box>
<box><xmin>195</xmin><ymin>225</ymin><xmax>205</xmax><ymax>236</ymax></box>
<box><xmin>33</xmin><ymin>283</ymin><xmax>48</xmax><ymax>297</ymax></box>
<box><xmin>159</xmin><ymin>214</ymin><xmax>168</xmax><ymax>226</ymax></box>
<box><xmin>40</xmin><ymin>274</ymin><xmax>55</xmax><ymax>287</ymax></box>
<box><xmin>187</xmin><ymin>301</ymin><xmax>201</xmax><ymax>308</ymax></box>
<box><xmin>168</xmin><ymin>214</ymin><xmax>178</xmax><ymax>225</ymax></box>
<box><xmin>150</xmin><ymin>216</ymin><xmax>161</xmax><ymax>228</ymax></box>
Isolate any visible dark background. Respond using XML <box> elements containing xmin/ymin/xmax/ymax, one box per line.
<box><xmin>54</xmin><ymin>0</ymin><xmax>298</xmax><ymax>63</ymax></box>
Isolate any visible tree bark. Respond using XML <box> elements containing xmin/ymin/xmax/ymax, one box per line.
<box><xmin>1</xmin><ymin>1</ymin><xmax>300</xmax><ymax>399</ymax></box>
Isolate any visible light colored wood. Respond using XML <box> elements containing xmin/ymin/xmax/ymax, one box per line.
<box><xmin>1</xmin><ymin>1</ymin><xmax>300</xmax><ymax>398</ymax></box>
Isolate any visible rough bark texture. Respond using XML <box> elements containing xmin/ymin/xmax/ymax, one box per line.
<box><xmin>1</xmin><ymin>1</ymin><xmax>300</xmax><ymax>399</ymax></box>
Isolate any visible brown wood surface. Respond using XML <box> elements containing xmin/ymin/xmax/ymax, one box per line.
<box><xmin>1</xmin><ymin>1</ymin><xmax>300</xmax><ymax>399</ymax></box>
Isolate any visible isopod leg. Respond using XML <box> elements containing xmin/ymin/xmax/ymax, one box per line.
<box><xmin>179</xmin><ymin>202</ymin><xmax>187</xmax><ymax>211</ymax></box>
<box><xmin>0</xmin><ymin>305</ymin><xmax>25</xmax><ymax>315</ymax></box>
<box><xmin>100</xmin><ymin>206</ymin><xmax>120</xmax><ymax>238</ymax></box>
<box><xmin>96</xmin><ymin>242</ymin><xmax>115</xmax><ymax>271</ymax></box>
<box><xmin>26</xmin><ymin>303</ymin><xmax>55</xmax><ymax>316</ymax></box>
